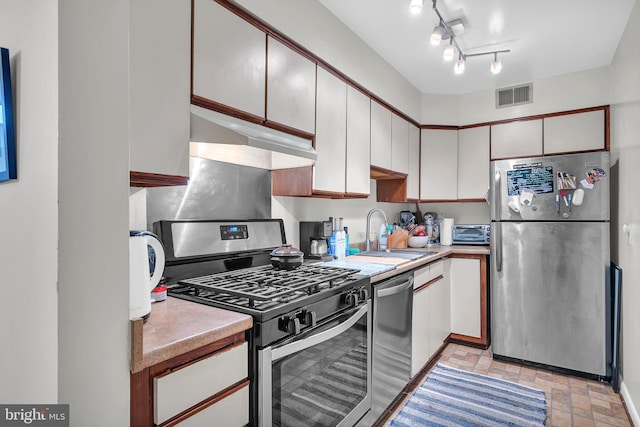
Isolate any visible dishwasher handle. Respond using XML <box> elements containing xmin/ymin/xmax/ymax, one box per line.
<box><xmin>376</xmin><ymin>275</ymin><xmax>414</xmax><ymax>298</ymax></box>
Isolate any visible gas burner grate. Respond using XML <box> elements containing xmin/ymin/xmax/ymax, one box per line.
<box><xmin>178</xmin><ymin>264</ymin><xmax>360</xmax><ymax>307</ymax></box>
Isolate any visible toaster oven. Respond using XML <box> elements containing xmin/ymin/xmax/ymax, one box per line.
<box><xmin>451</xmin><ymin>224</ymin><xmax>490</xmax><ymax>245</ymax></box>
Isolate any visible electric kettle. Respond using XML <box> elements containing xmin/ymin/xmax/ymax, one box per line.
<box><xmin>130</xmin><ymin>230</ymin><xmax>165</xmax><ymax>322</ymax></box>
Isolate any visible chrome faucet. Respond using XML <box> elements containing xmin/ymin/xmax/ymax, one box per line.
<box><xmin>365</xmin><ymin>208</ymin><xmax>389</xmax><ymax>252</ymax></box>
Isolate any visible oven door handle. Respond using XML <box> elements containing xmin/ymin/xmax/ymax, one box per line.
<box><xmin>271</xmin><ymin>302</ymin><xmax>369</xmax><ymax>362</ymax></box>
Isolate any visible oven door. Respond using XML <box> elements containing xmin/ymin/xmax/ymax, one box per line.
<box><xmin>258</xmin><ymin>301</ymin><xmax>371</xmax><ymax>427</ymax></box>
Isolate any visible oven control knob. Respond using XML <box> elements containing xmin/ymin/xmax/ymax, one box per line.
<box><xmin>345</xmin><ymin>292</ymin><xmax>359</xmax><ymax>307</ymax></box>
<box><xmin>358</xmin><ymin>288</ymin><xmax>369</xmax><ymax>301</ymax></box>
<box><xmin>279</xmin><ymin>316</ymin><xmax>301</xmax><ymax>335</ymax></box>
<box><xmin>298</xmin><ymin>310</ymin><xmax>317</xmax><ymax>327</ymax></box>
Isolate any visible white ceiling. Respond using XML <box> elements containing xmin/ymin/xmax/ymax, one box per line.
<box><xmin>318</xmin><ymin>0</ymin><xmax>636</xmax><ymax>95</ymax></box>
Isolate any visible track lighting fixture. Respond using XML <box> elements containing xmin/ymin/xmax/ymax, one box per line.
<box><xmin>490</xmin><ymin>52</ymin><xmax>502</xmax><ymax>74</ymax></box>
<box><xmin>412</xmin><ymin>0</ymin><xmax>510</xmax><ymax>75</ymax></box>
<box><xmin>454</xmin><ymin>54</ymin><xmax>465</xmax><ymax>75</ymax></box>
<box><xmin>430</xmin><ymin>25</ymin><xmax>446</xmax><ymax>45</ymax></box>
<box><xmin>443</xmin><ymin>40</ymin><xmax>455</xmax><ymax>61</ymax></box>
<box><xmin>409</xmin><ymin>0</ymin><xmax>423</xmax><ymax>15</ymax></box>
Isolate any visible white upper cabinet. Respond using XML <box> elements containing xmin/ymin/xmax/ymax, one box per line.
<box><xmin>313</xmin><ymin>67</ymin><xmax>347</xmax><ymax>194</ymax></box>
<box><xmin>457</xmin><ymin>126</ymin><xmax>490</xmax><ymax>199</ymax></box>
<box><xmin>192</xmin><ymin>0</ymin><xmax>266</xmax><ymax>118</ymax></box>
<box><xmin>543</xmin><ymin>110</ymin><xmax>605</xmax><ymax>154</ymax></box>
<box><xmin>266</xmin><ymin>37</ymin><xmax>316</xmax><ymax>134</ymax></box>
<box><xmin>370</xmin><ymin>101</ymin><xmax>392</xmax><ymax>170</ymax></box>
<box><xmin>491</xmin><ymin>119</ymin><xmax>543</xmax><ymax>159</ymax></box>
<box><xmin>391</xmin><ymin>114</ymin><xmax>409</xmax><ymax>174</ymax></box>
<box><xmin>346</xmin><ymin>86</ymin><xmax>371</xmax><ymax>195</ymax></box>
<box><xmin>406</xmin><ymin>124</ymin><xmax>420</xmax><ymax>200</ymax></box>
<box><xmin>420</xmin><ymin>129</ymin><xmax>458</xmax><ymax>200</ymax></box>
<box><xmin>130</xmin><ymin>0</ymin><xmax>191</xmax><ymax>177</ymax></box>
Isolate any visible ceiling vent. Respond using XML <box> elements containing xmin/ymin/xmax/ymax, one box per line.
<box><xmin>496</xmin><ymin>83</ymin><xmax>533</xmax><ymax>108</ymax></box>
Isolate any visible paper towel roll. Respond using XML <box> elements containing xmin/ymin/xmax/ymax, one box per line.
<box><xmin>441</xmin><ymin>218</ymin><xmax>454</xmax><ymax>246</ymax></box>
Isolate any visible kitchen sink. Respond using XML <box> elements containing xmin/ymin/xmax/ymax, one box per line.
<box><xmin>359</xmin><ymin>249</ymin><xmax>437</xmax><ymax>260</ymax></box>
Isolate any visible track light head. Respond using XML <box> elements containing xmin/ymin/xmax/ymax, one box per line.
<box><xmin>454</xmin><ymin>55</ymin><xmax>465</xmax><ymax>74</ymax></box>
<box><xmin>491</xmin><ymin>52</ymin><xmax>502</xmax><ymax>74</ymax></box>
<box><xmin>491</xmin><ymin>59</ymin><xmax>502</xmax><ymax>74</ymax></box>
<box><xmin>430</xmin><ymin>25</ymin><xmax>446</xmax><ymax>45</ymax></box>
<box><xmin>443</xmin><ymin>42</ymin><xmax>455</xmax><ymax>61</ymax></box>
<box><xmin>409</xmin><ymin>0</ymin><xmax>423</xmax><ymax>15</ymax></box>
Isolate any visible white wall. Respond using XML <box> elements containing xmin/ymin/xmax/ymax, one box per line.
<box><xmin>273</xmin><ymin>180</ymin><xmax>411</xmax><ymax>249</ymax></box>
<box><xmin>457</xmin><ymin>67</ymin><xmax>611</xmax><ymax>126</ymax></box>
<box><xmin>58</xmin><ymin>1</ymin><xmax>130</xmax><ymax>425</ymax></box>
<box><xmin>234</xmin><ymin>0</ymin><xmax>422</xmax><ymax>122</ymax></box>
<box><xmin>609</xmin><ymin>0</ymin><xmax>640</xmax><ymax>423</ymax></box>
<box><xmin>0</xmin><ymin>0</ymin><xmax>58</xmax><ymax>403</ymax></box>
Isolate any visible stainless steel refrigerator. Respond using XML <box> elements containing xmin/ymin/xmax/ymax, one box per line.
<box><xmin>490</xmin><ymin>151</ymin><xmax>611</xmax><ymax>378</ymax></box>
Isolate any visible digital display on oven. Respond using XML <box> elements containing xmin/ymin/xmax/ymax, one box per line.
<box><xmin>220</xmin><ymin>224</ymin><xmax>249</xmax><ymax>240</ymax></box>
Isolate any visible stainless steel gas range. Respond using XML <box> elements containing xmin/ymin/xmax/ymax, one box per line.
<box><xmin>154</xmin><ymin>219</ymin><xmax>372</xmax><ymax>427</ymax></box>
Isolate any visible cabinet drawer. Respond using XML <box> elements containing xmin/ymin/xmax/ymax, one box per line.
<box><xmin>429</xmin><ymin>260</ymin><xmax>444</xmax><ymax>279</ymax></box>
<box><xmin>154</xmin><ymin>342</ymin><xmax>248</xmax><ymax>424</ymax></box>
<box><xmin>175</xmin><ymin>384</ymin><xmax>249</xmax><ymax>427</ymax></box>
<box><xmin>414</xmin><ymin>259</ymin><xmax>444</xmax><ymax>288</ymax></box>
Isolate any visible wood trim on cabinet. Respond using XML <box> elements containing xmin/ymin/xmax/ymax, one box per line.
<box><xmin>370</xmin><ymin>165</ymin><xmax>407</xmax><ymax>180</ymax></box>
<box><xmin>419</xmin><ymin>198</ymin><xmax>482</xmax><ymax>203</ymax></box>
<box><xmin>161</xmin><ymin>379</ymin><xmax>250</xmax><ymax>427</ymax></box>
<box><xmin>191</xmin><ymin>94</ymin><xmax>265</xmax><ymax>125</ymax></box>
<box><xmin>454</xmin><ymin>198</ymin><xmax>488</xmax><ymax>203</ymax></box>
<box><xmin>272</xmin><ymin>167</ymin><xmax>313</xmax><ymax>196</ymax></box>
<box><xmin>131</xmin><ymin>367</ymin><xmax>153</xmax><ymax>427</ymax></box>
<box><xmin>447</xmin><ymin>253</ymin><xmax>489</xmax><ymax>349</ymax></box>
<box><xmin>413</xmin><ymin>275</ymin><xmax>444</xmax><ymax>293</ymax></box>
<box><xmin>344</xmin><ymin>192</ymin><xmax>370</xmax><ymax>199</ymax></box>
<box><xmin>376</xmin><ymin>178</ymin><xmax>407</xmax><ymax>203</ymax></box>
<box><xmin>130</xmin><ymin>171</ymin><xmax>189</xmax><ymax>188</ymax></box>
<box><xmin>263</xmin><ymin>119</ymin><xmax>316</xmax><ymax>141</ymax></box>
<box><xmin>420</xmin><ymin>124</ymin><xmax>459</xmax><ymax>131</ymax></box>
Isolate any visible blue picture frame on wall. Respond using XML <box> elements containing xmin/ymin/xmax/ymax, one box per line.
<box><xmin>1</xmin><ymin>47</ymin><xmax>17</xmax><ymax>182</ymax></box>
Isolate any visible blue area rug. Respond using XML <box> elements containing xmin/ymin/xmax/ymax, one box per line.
<box><xmin>389</xmin><ymin>363</ymin><xmax>547</xmax><ymax>426</ymax></box>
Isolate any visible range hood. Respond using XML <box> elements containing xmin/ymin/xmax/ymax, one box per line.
<box><xmin>190</xmin><ymin>105</ymin><xmax>317</xmax><ymax>160</ymax></box>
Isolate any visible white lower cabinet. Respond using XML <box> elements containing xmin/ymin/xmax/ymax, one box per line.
<box><xmin>427</xmin><ymin>261</ymin><xmax>450</xmax><ymax>357</ymax></box>
<box><xmin>411</xmin><ymin>259</ymin><xmax>449</xmax><ymax>377</ymax></box>
<box><xmin>176</xmin><ymin>385</ymin><xmax>249</xmax><ymax>427</ymax></box>
<box><xmin>411</xmin><ymin>283</ymin><xmax>430</xmax><ymax>377</ymax></box>
<box><xmin>153</xmin><ymin>341</ymin><xmax>248</xmax><ymax>426</ymax></box>
<box><xmin>450</xmin><ymin>258</ymin><xmax>481</xmax><ymax>338</ymax></box>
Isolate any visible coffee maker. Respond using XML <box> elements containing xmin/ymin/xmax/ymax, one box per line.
<box><xmin>299</xmin><ymin>221</ymin><xmax>333</xmax><ymax>261</ymax></box>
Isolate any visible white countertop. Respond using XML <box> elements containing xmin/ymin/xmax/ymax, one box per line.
<box><xmin>343</xmin><ymin>245</ymin><xmax>490</xmax><ymax>283</ymax></box>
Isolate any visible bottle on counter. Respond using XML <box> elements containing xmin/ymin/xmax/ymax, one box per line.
<box><xmin>335</xmin><ymin>217</ymin><xmax>346</xmax><ymax>259</ymax></box>
<box><xmin>327</xmin><ymin>217</ymin><xmax>336</xmax><ymax>257</ymax></box>
<box><xmin>344</xmin><ymin>226</ymin><xmax>350</xmax><ymax>257</ymax></box>
<box><xmin>379</xmin><ymin>223</ymin><xmax>388</xmax><ymax>251</ymax></box>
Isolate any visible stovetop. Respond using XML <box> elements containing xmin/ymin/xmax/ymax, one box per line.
<box><xmin>154</xmin><ymin>219</ymin><xmax>370</xmax><ymax>325</ymax></box>
<box><xmin>168</xmin><ymin>263</ymin><xmax>366</xmax><ymax>321</ymax></box>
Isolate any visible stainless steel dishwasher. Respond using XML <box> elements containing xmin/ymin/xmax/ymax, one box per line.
<box><xmin>358</xmin><ymin>271</ymin><xmax>414</xmax><ymax>425</ymax></box>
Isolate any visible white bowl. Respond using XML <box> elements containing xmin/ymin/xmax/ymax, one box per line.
<box><xmin>408</xmin><ymin>236</ymin><xmax>429</xmax><ymax>248</ymax></box>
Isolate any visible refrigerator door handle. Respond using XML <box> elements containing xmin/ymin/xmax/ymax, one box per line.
<box><xmin>494</xmin><ymin>170</ymin><xmax>502</xmax><ymax>219</ymax></box>
<box><xmin>495</xmin><ymin>224</ymin><xmax>502</xmax><ymax>272</ymax></box>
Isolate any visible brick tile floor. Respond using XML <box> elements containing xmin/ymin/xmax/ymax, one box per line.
<box><xmin>381</xmin><ymin>343</ymin><xmax>632</xmax><ymax>426</ymax></box>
